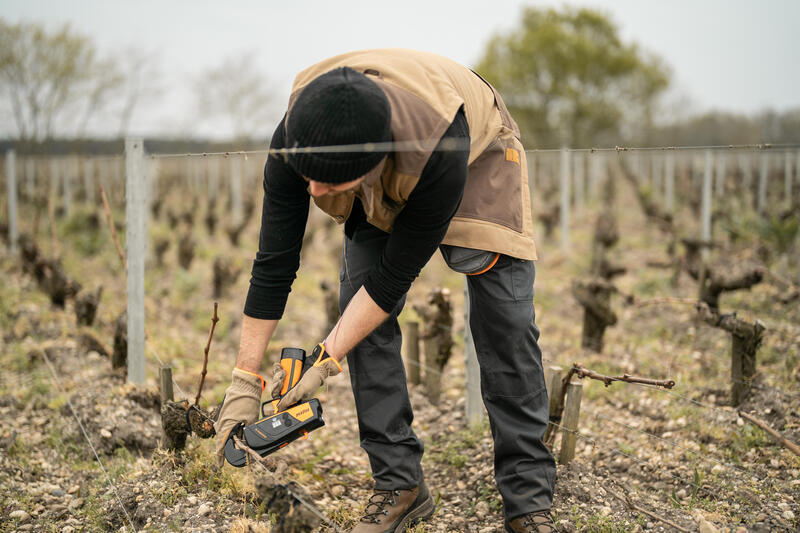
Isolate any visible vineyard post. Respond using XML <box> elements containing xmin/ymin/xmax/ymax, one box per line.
<box><xmin>49</xmin><ymin>158</ymin><xmax>59</xmax><ymax>211</ymax></box>
<box><xmin>574</xmin><ymin>152</ymin><xmax>584</xmax><ymax>212</ymax></box>
<box><xmin>558</xmin><ymin>379</ymin><xmax>583</xmax><ymax>464</ymax></box>
<box><xmin>63</xmin><ymin>156</ymin><xmax>72</xmax><ymax>217</ymax></box>
<box><xmin>758</xmin><ymin>151</ymin><xmax>768</xmax><ymax>215</ymax></box>
<box><xmin>740</xmin><ymin>152</ymin><xmax>753</xmax><ymax>200</ymax></box>
<box><xmin>665</xmin><ymin>152</ymin><xmax>675</xmax><ymax>213</ymax></box>
<box><xmin>83</xmin><ymin>157</ymin><xmax>96</xmax><ymax>205</ymax></box>
<box><xmin>715</xmin><ymin>151</ymin><xmax>726</xmax><ymax>198</ymax></box>
<box><xmin>464</xmin><ymin>279</ymin><xmax>483</xmax><ymax>425</ymax></box>
<box><xmin>404</xmin><ymin>321</ymin><xmax>421</xmax><ymax>385</ymax></box>
<box><xmin>542</xmin><ymin>365</ymin><xmax>563</xmax><ymax>444</ymax></box>
<box><xmin>652</xmin><ymin>153</ymin><xmax>662</xmax><ymax>201</ymax></box>
<box><xmin>159</xmin><ymin>366</ymin><xmax>174</xmax><ymax>403</ymax></box>
<box><xmin>784</xmin><ymin>151</ymin><xmax>793</xmax><ymax>206</ymax></box>
<box><xmin>25</xmin><ymin>157</ymin><xmax>35</xmax><ymax>201</ymax></box>
<box><xmin>208</xmin><ymin>155</ymin><xmax>219</xmax><ymax>198</ymax></box>
<box><xmin>5</xmin><ymin>149</ymin><xmax>18</xmax><ymax>254</ymax></box>
<box><xmin>701</xmin><ymin>150</ymin><xmax>713</xmax><ymax>263</ymax></box>
<box><xmin>230</xmin><ymin>154</ymin><xmax>243</xmax><ymax>226</ymax></box>
<box><xmin>125</xmin><ymin>138</ymin><xmax>146</xmax><ymax>385</ymax></box>
<box><xmin>560</xmin><ymin>147</ymin><xmax>571</xmax><ymax>251</ymax></box>
<box><xmin>527</xmin><ymin>150</ymin><xmax>536</xmax><ymax>206</ymax></box>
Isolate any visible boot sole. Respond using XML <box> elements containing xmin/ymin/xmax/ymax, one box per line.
<box><xmin>393</xmin><ymin>494</ymin><xmax>436</xmax><ymax>532</ymax></box>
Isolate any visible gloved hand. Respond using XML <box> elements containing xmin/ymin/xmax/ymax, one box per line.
<box><xmin>276</xmin><ymin>343</ymin><xmax>342</xmax><ymax>411</ymax></box>
<box><xmin>213</xmin><ymin>367</ymin><xmax>266</xmax><ymax>467</ymax></box>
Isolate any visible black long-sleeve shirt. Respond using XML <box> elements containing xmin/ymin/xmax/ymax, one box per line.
<box><xmin>244</xmin><ymin>109</ymin><xmax>469</xmax><ymax>319</ymax></box>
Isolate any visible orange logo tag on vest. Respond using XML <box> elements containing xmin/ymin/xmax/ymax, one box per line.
<box><xmin>505</xmin><ymin>148</ymin><xmax>520</xmax><ymax>164</ymax></box>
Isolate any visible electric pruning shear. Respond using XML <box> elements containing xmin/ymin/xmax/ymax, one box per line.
<box><xmin>224</xmin><ymin>346</ymin><xmax>326</xmax><ymax>467</ymax></box>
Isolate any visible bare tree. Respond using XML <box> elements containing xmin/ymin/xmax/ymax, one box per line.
<box><xmin>114</xmin><ymin>48</ymin><xmax>163</xmax><ymax>138</ymax></box>
<box><xmin>0</xmin><ymin>19</ymin><xmax>122</xmax><ymax>142</ymax></box>
<box><xmin>195</xmin><ymin>53</ymin><xmax>276</xmax><ymax>141</ymax></box>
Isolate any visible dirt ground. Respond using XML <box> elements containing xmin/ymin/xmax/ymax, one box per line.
<box><xmin>1</xmin><ymin>167</ymin><xmax>799</xmax><ymax>532</ymax></box>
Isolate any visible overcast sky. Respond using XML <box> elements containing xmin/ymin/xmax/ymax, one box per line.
<box><xmin>2</xmin><ymin>0</ymin><xmax>799</xmax><ymax>140</ymax></box>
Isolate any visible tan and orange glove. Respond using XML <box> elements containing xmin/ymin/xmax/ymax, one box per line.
<box><xmin>213</xmin><ymin>367</ymin><xmax>266</xmax><ymax>467</ymax></box>
<box><xmin>275</xmin><ymin>343</ymin><xmax>342</xmax><ymax>412</ymax></box>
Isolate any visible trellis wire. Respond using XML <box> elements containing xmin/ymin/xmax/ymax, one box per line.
<box><xmin>39</xmin><ymin>345</ymin><xmax>138</xmax><ymax>532</ymax></box>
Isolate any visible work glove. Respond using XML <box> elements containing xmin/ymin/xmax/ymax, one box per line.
<box><xmin>276</xmin><ymin>343</ymin><xmax>342</xmax><ymax>412</ymax></box>
<box><xmin>213</xmin><ymin>367</ymin><xmax>266</xmax><ymax>467</ymax></box>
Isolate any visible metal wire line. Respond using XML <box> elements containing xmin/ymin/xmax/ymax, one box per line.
<box><xmin>38</xmin><ymin>347</ymin><xmax>139</xmax><ymax>533</ymax></box>
<box><xmin>144</xmin><ymin>140</ymin><xmax>800</xmax><ymax>161</ymax></box>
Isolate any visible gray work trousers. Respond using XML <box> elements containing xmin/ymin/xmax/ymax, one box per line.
<box><xmin>339</xmin><ymin>221</ymin><xmax>556</xmax><ymax>518</ymax></box>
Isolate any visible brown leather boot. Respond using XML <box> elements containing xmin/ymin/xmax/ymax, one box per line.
<box><xmin>505</xmin><ymin>510</ymin><xmax>559</xmax><ymax>533</ymax></box>
<box><xmin>351</xmin><ymin>483</ymin><xmax>435</xmax><ymax>533</ymax></box>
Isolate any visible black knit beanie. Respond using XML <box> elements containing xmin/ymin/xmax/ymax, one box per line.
<box><xmin>286</xmin><ymin>67</ymin><xmax>392</xmax><ymax>183</ymax></box>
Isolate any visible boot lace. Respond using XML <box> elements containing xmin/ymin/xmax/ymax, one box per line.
<box><xmin>360</xmin><ymin>489</ymin><xmax>399</xmax><ymax>524</ymax></box>
<box><xmin>521</xmin><ymin>510</ymin><xmax>557</xmax><ymax>533</ymax></box>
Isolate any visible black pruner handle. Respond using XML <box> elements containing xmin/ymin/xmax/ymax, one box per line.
<box><xmin>223</xmin><ymin>422</ymin><xmax>247</xmax><ymax>468</ymax></box>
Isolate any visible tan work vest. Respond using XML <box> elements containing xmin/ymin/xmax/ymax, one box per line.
<box><xmin>288</xmin><ymin>48</ymin><xmax>537</xmax><ymax>260</ymax></box>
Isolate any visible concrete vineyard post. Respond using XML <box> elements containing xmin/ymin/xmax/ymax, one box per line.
<box><xmin>125</xmin><ymin>138</ymin><xmax>146</xmax><ymax>385</ymax></box>
<box><xmin>230</xmin><ymin>154</ymin><xmax>243</xmax><ymax>226</ymax></box>
<box><xmin>527</xmin><ymin>150</ymin><xmax>536</xmax><ymax>209</ymax></box>
<box><xmin>49</xmin><ymin>159</ymin><xmax>59</xmax><ymax>210</ymax></box>
<box><xmin>83</xmin><ymin>157</ymin><xmax>96</xmax><ymax>205</ymax></box>
<box><xmin>665</xmin><ymin>153</ymin><xmax>675</xmax><ymax>213</ymax></box>
<box><xmin>558</xmin><ymin>380</ymin><xmax>583</xmax><ymax>464</ymax></box>
<box><xmin>701</xmin><ymin>150</ymin><xmax>713</xmax><ymax>262</ymax></box>
<box><xmin>464</xmin><ymin>279</ymin><xmax>483</xmax><ymax>425</ymax></box>
<box><xmin>404</xmin><ymin>321</ymin><xmax>421</xmax><ymax>386</ymax></box>
<box><xmin>543</xmin><ymin>366</ymin><xmax>563</xmax><ymax>444</ymax></box>
<box><xmin>574</xmin><ymin>152</ymin><xmax>584</xmax><ymax>212</ymax></box>
<box><xmin>208</xmin><ymin>156</ymin><xmax>219</xmax><ymax>198</ymax></box>
<box><xmin>785</xmin><ymin>152</ymin><xmax>793</xmax><ymax>206</ymax></box>
<box><xmin>62</xmin><ymin>157</ymin><xmax>72</xmax><ymax>217</ymax></box>
<box><xmin>560</xmin><ymin>148</ymin><xmax>571</xmax><ymax>251</ymax></box>
<box><xmin>758</xmin><ymin>152</ymin><xmax>768</xmax><ymax>215</ymax></box>
<box><xmin>715</xmin><ymin>152</ymin><xmax>726</xmax><ymax>198</ymax></box>
<box><xmin>25</xmin><ymin>157</ymin><xmax>35</xmax><ymax>201</ymax></box>
<box><xmin>5</xmin><ymin>149</ymin><xmax>17</xmax><ymax>253</ymax></box>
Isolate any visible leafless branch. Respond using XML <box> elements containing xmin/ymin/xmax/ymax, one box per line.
<box><xmin>195</xmin><ymin>302</ymin><xmax>219</xmax><ymax>406</ymax></box>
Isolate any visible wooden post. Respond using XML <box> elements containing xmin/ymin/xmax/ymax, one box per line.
<box><xmin>159</xmin><ymin>366</ymin><xmax>174</xmax><ymax>404</ymax></box>
<box><xmin>560</xmin><ymin>148</ymin><xmax>570</xmax><ymax>251</ymax></box>
<box><xmin>125</xmin><ymin>138</ymin><xmax>146</xmax><ymax>385</ymax></box>
<box><xmin>559</xmin><ymin>380</ymin><xmax>583</xmax><ymax>464</ymax></box>
<box><xmin>404</xmin><ymin>321</ymin><xmax>421</xmax><ymax>386</ymax></box>
<box><xmin>701</xmin><ymin>150</ymin><xmax>713</xmax><ymax>263</ymax></box>
<box><xmin>665</xmin><ymin>153</ymin><xmax>675</xmax><ymax>213</ymax></box>
<box><xmin>542</xmin><ymin>365</ymin><xmax>563</xmax><ymax>444</ymax></box>
<box><xmin>5</xmin><ymin>149</ymin><xmax>18</xmax><ymax>253</ymax></box>
<box><xmin>230</xmin><ymin>154</ymin><xmax>243</xmax><ymax>226</ymax></box>
<box><xmin>758</xmin><ymin>151</ymin><xmax>768</xmax><ymax>215</ymax></box>
<box><xmin>464</xmin><ymin>279</ymin><xmax>483</xmax><ymax>425</ymax></box>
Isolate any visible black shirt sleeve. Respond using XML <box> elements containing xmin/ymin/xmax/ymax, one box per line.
<box><xmin>243</xmin><ymin>116</ymin><xmax>310</xmax><ymax>319</ymax></box>
<box><xmin>361</xmin><ymin>109</ymin><xmax>470</xmax><ymax>312</ymax></box>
